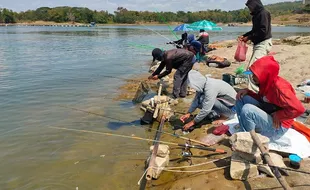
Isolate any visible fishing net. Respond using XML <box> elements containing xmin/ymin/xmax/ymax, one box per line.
<box><xmin>132</xmin><ymin>81</ymin><xmax>150</xmax><ymax>104</ymax></box>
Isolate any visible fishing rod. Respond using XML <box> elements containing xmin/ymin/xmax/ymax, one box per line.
<box><xmin>140</xmin><ymin>24</ymin><xmax>174</xmax><ymax>43</ymax></box>
<box><xmin>58</xmin><ymin>105</ymin><xmax>213</xmax><ymax>147</ymax></box>
<box><xmin>49</xmin><ymin>126</ymin><xmax>226</xmax><ymax>154</ymax></box>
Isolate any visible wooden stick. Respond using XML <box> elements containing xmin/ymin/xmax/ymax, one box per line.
<box><xmin>153</xmin><ymin>84</ymin><xmax>162</xmax><ymax>119</ymax></box>
<box><xmin>146</xmin><ymin>116</ymin><xmax>166</xmax><ymax>180</ymax></box>
<box><xmin>250</xmin><ymin>130</ymin><xmax>292</xmax><ymax>190</ymax></box>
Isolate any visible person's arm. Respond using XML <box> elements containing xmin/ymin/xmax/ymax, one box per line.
<box><xmin>193</xmin><ymin>88</ymin><xmax>217</xmax><ymax>123</ymax></box>
<box><xmin>157</xmin><ymin>59</ymin><xmax>172</xmax><ymax>79</ymax></box>
<box><xmin>187</xmin><ymin>93</ymin><xmax>200</xmax><ymax>113</ymax></box>
<box><xmin>246</xmin><ymin>89</ymin><xmax>261</xmax><ymax>100</ymax></box>
<box><xmin>152</xmin><ymin>61</ymin><xmax>166</xmax><ymax>76</ymax></box>
<box><xmin>252</xmin><ymin>13</ymin><xmax>269</xmax><ymax>41</ymax></box>
<box><xmin>273</xmin><ymin>86</ymin><xmax>305</xmax><ymax>122</ymax></box>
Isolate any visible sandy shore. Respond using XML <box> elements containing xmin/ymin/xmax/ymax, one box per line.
<box><xmin>117</xmin><ymin>36</ymin><xmax>310</xmax><ymax>190</ymax></box>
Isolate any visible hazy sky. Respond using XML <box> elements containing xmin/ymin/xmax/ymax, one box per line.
<box><xmin>0</xmin><ymin>0</ymin><xmax>298</xmax><ymax>13</ymax></box>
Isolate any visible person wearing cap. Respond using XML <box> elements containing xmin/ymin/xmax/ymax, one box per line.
<box><xmin>236</xmin><ymin>56</ymin><xmax>305</xmax><ymax>141</ymax></box>
<box><xmin>180</xmin><ymin>70</ymin><xmax>237</xmax><ymax>131</ymax></box>
<box><xmin>187</xmin><ymin>34</ymin><xmax>205</xmax><ymax>62</ymax></box>
<box><xmin>197</xmin><ymin>29</ymin><xmax>209</xmax><ymax>50</ymax></box>
<box><xmin>238</xmin><ymin>0</ymin><xmax>272</xmax><ymax>92</ymax></box>
<box><xmin>148</xmin><ymin>48</ymin><xmax>194</xmax><ymax>99</ymax></box>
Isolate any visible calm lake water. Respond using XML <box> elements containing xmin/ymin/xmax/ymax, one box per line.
<box><xmin>0</xmin><ymin>25</ymin><xmax>309</xmax><ymax>190</ymax></box>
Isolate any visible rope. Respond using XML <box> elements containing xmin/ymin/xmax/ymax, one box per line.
<box><xmin>164</xmin><ymin>156</ymin><xmax>230</xmax><ymax>170</ymax></box>
<box><xmin>163</xmin><ymin>165</ymin><xmax>229</xmax><ymax>173</ymax></box>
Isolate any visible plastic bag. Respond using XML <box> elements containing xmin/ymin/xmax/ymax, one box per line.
<box><xmin>234</xmin><ymin>41</ymin><xmax>248</xmax><ymax>62</ymax></box>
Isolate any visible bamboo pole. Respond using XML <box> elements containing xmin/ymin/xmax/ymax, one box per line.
<box><xmin>250</xmin><ymin>130</ymin><xmax>292</xmax><ymax>190</ymax></box>
<box><xmin>146</xmin><ymin>115</ymin><xmax>166</xmax><ymax>180</ymax></box>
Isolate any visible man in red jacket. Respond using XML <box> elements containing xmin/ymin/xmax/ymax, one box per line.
<box><xmin>236</xmin><ymin>56</ymin><xmax>305</xmax><ymax>140</ymax></box>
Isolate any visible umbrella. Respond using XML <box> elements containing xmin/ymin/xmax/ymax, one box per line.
<box><xmin>173</xmin><ymin>24</ymin><xmax>193</xmax><ymax>32</ymax></box>
<box><xmin>188</xmin><ymin>20</ymin><xmax>222</xmax><ymax>31</ymax></box>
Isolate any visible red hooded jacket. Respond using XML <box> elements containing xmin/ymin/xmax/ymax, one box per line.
<box><xmin>247</xmin><ymin>56</ymin><xmax>305</xmax><ymax>128</ymax></box>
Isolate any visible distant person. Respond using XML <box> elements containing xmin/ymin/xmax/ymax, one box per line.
<box><xmin>167</xmin><ymin>32</ymin><xmax>188</xmax><ymax>49</ymax></box>
<box><xmin>197</xmin><ymin>29</ymin><xmax>209</xmax><ymax>49</ymax></box>
<box><xmin>187</xmin><ymin>34</ymin><xmax>205</xmax><ymax>62</ymax></box>
<box><xmin>236</xmin><ymin>56</ymin><xmax>305</xmax><ymax>140</ymax></box>
<box><xmin>180</xmin><ymin>70</ymin><xmax>237</xmax><ymax>131</ymax></box>
<box><xmin>148</xmin><ymin>48</ymin><xmax>194</xmax><ymax>99</ymax></box>
<box><xmin>238</xmin><ymin>0</ymin><xmax>272</xmax><ymax>92</ymax></box>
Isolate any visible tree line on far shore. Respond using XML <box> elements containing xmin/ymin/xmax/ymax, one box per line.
<box><xmin>0</xmin><ymin>1</ymin><xmax>308</xmax><ymax>24</ymax></box>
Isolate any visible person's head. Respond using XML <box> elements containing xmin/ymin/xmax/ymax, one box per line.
<box><xmin>187</xmin><ymin>34</ymin><xmax>195</xmax><ymax>43</ymax></box>
<box><xmin>181</xmin><ymin>32</ymin><xmax>188</xmax><ymax>40</ymax></box>
<box><xmin>246</xmin><ymin>0</ymin><xmax>264</xmax><ymax>14</ymax></box>
<box><xmin>249</xmin><ymin>56</ymin><xmax>279</xmax><ymax>92</ymax></box>
<box><xmin>187</xmin><ymin>70</ymin><xmax>207</xmax><ymax>93</ymax></box>
<box><xmin>190</xmin><ymin>41</ymin><xmax>202</xmax><ymax>54</ymax></box>
<box><xmin>152</xmin><ymin>48</ymin><xmax>163</xmax><ymax>62</ymax></box>
<box><xmin>199</xmin><ymin>29</ymin><xmax>205</xmax><ymax>33</ymax></box>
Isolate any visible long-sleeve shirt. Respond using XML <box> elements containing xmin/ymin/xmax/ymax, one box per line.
<box><xmin>188</xmin><ymin>78</ymin><xmax>237</xmax><ymax>123</ymax></box>
<box><xmin>152</xmin><ymin>49</ymin><xmax>194</xmax><ymax>79</ymax></box>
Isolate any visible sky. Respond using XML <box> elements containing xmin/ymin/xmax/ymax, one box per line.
<box><xmin>0</xmin><ymin>0</ymin><xmax>298</xmax><ymax>13</ymax></box>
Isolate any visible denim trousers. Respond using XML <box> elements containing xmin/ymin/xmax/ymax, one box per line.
<box><xmin>235</xmin><ymin>95</ymin><xmax>288</xmax><ymax>141</ymax></box>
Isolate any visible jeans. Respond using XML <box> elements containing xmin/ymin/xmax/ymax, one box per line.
<box><xmin>196</xmin><ymin>99</ymin><xmax>235</xmax><ymax>119</ymax></box>
<box><xmin>235</xmin><ymin>95</ymin><xmax>288</xmax><ymax>141</ymax></box>
<box><xmin>247</xmin><ymin>38</ymin><xmax>273</xmax><ymax>92</ymax></box>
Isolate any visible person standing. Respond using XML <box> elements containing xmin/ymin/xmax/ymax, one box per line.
<box><xmin>238</xmin><ymin>0</ymin><xmax>272</xmax><ymax>92</ymax></box>
<box><xmin>149</xmin><ymin>48</ymin><xmax>194</xmax><ymax>99</ymax></box>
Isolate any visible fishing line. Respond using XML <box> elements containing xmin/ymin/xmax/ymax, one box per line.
<box><xmin>154</xmin><ymin>10</ymin><xmax>179</xmax><ymax>40</ymax></box>
<box><xmin>140</xmin><ymin>24</ymin><xmax>173</xmax><ymax>42</ymax></box>
<box><xmin>57</xmin><ymin>105</ymin><xmax>185</xmax><ymax>138</ymax></box>
<box><xmin>232</xmin><ymin>159</ymin><xmax>310</xmax><ymax>175</ymax></box>
<box><xmin>49</xmin><ymin>126</ymin><xmax>180</xmax><ymax>146</ymax></box>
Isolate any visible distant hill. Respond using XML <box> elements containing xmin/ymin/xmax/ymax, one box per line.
<box><xmin>265</xmin><ymin>1</ymin><xmax>304</xmax><ymax>16</ymax></box>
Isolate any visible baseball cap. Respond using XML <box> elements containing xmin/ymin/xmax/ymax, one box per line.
<box><xmin>152</xmin><ymin>48</ymin><xmax>163</xmax><ymax>62</ymax></box>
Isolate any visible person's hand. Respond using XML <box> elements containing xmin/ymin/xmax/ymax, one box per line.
<box><xmin>237</xmin><ymin>36</ymin><xmax>244</xmax><ymax>41</ymax></box>
<box><xmin>183</xmin><ymin>120</ymin><xmax>195</xmax><ymax>131</ymax></box>
<box><xmin>272</xmin><ymin>114</ymin><xmax>281</xmax><ymax>129</ymax></box>
<box><xmin>180</xmin><ymin>113</ymin><xmax>191</xmax><ymax>123</ymax></box>
<box><xmin>242</xmin><ymin>36</ymin><xmax>249</xmax><ymax>42</ymax></box>
<box><xmin>236</xmin><ymin>89</ymin><xmax>248</xmax><ymax>100</ymax></box>
<box><xmin>148</xmin><ymin>75</ymin><xmax>158</xmax><ymax>80</ymax></box>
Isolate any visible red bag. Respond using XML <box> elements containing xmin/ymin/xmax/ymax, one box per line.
<box><xmin>213</xmin><ymin>124</ymin><xmax>229</xmax><ymax>135</ymax></box>
<box><xmin>234</xmin><ymin>41</ymin><xmax>248</xmax><ymax>62</ymax></box>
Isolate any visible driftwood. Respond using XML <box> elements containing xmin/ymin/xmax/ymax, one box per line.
<box><xmin>250</xmin><ymin>130</ymin><xmax>292</xmax><ymax>190</ymax></box>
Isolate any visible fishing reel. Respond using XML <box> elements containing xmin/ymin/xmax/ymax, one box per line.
<box><xmin>178</xmin><ymin>140</ymin><xmax>193</xmax><ymax>165</ymax></box>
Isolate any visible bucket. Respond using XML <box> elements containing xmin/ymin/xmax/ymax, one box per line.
<box><xmin>140</xmin><ymin>110</ymin><xmax>154</xmax><ymax>125</ymax></box>
<box><xmin>289</xmin><ymin>154</ymin><xmax>302</xmax><ymax>169</ymax></box>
